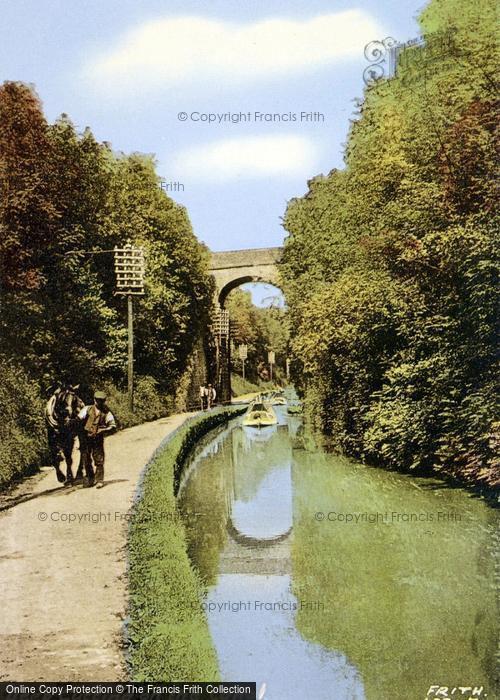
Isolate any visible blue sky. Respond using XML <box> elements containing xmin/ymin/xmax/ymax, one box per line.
<box><xmin>1</xmin><ymin>0</ymin><xmax>425</xmax><ymax>304</ymax></box>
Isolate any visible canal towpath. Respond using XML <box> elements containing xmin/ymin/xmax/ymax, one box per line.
<box><xmin>0</xmin><ymin>412</ymin><xmax>192</xmax><ymax>682</ymax></box>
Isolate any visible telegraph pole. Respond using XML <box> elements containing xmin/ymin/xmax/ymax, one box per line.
<box><xmin>114</xmin><ymin>242</ymin><xmax>145</xmax><ymax>412</ymax></box>
<box><xmin>268</xmin><ymin>350</ymin><xmax>275</xmax><ymax>383</ymax></box>
<box><xmin>127</xmin><ymin>294</ymin><xmax>134</xmax><ymax>407</ymax></box>
<box><xmin>213</xmin><ymin>306</ymin><xmax>230</xmax><ymax>403</ymax></box>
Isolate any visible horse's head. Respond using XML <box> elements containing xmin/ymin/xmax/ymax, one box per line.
<box><xmin>47</xmin><ymin>384</ymin><xmax>83</xmax><ymax>429</ymax></box>
<box><xmin>54</xmin><ymin>388</ymin><xmax>74</xmax><ymax>425</ymax></box>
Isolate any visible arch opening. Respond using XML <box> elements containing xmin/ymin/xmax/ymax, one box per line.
<box><xmin>207</xmin><ymin>247</ymin><xmax>286</xmax><ymax>401</ymax></box>
<box><xmin>219</xmin><ymin>276</ymin><xmax>284</xmax><ymax>307</ymax></box>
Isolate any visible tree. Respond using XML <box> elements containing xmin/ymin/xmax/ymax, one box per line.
<box><xmin>0</xmin><ymin>81</ymin><xmax>214</xmax><ymax>434</ymax></box>
<box><xmin>105</xmin><ymin>154</ymin><xmax>213</xmax><ymax>392</ymax></box>
<box><xmin>279</xmin><ymin>0</ymin><xmax>499</xmax><ymax>486</ymax></box>
<box><xmin>226</xmin><ymin>288</ymin><xmax>289</xmax><ymax>383</ymax></box>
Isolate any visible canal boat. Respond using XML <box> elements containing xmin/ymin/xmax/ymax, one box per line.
<box><xmin>242</xmin><ymin>401</ymin><xmax>278</xmax><ymax>428</ymax></box>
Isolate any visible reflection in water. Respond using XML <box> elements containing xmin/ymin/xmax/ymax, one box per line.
<box><xmin>231</xmin><ymin>426</ymin><xmax>293</xmax><ymax>543</ymax></box>
<box><xmin>291</xmin><ymin>450</ymin><xmax>499</xmax><ymax>700</ymax></box>
<box><xmin>206</xmin><ymin>574</ymin><xmax>363</xmax><ymax>700</ymax></box>
<box><xmin>177</xmin><ymin>409</ymin><xmax>499</xmax><ymax>700</ymax></box>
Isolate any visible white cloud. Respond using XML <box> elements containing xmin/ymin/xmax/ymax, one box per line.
<box><xmin>172</xmin><ymin>135</ymin><xmax>319</xmax><ymax>181</ymax></box>
<box><xmin>83</xmin><ymin>11</ymin><xmax>383</xmax><ymax>90</ymax></box>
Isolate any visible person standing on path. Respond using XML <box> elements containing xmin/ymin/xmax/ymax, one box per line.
<box><xmin>199</xmin><ymin>384</ymin><xmax>208</xmax><ymax>410</ymax></box>
<box><xmin>78</xmin><ymin>390</ymin><xmax>117</xmax><ymax>488</ymax></box>
<box><xmin>207</xmin><ymin>384</ymin><xmax>217</xmax><ymax>409</ymax></box>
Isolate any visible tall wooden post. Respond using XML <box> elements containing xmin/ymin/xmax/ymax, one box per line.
<box><xmin>114</xmin><ymin>242</ymin><xmax>145</xmax><ymax>414</ymax></box>
<box><xmin>213</xmin><ymin>307</ymin><xmax>231</xmax><ymax>403</ymax></box>
<box><xmin>128</xmin><ymin>293</ymin><xmax>134</xmax><ymax>411</ymax></box>
<box><xmin>268</xmin><ymin>350</ymin><xmax>275</xmax><ymax>383</ymax></box>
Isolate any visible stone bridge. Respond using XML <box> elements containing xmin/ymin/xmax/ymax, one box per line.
<box><xmin>207</xmin><ymin>246</ymin><xmax>283</xmax><ymax>402</ymax></box>
<box><xmin>210</xmin><ymin>247</ymin><xmax>283</xmax><ymax>305</ymax></box>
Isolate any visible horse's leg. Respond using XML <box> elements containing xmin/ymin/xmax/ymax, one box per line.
<box><xmin>55</xmin><ymin>456</ymin><xmax>66</xmax><ymax>483</ymax></box>
<box><xmin>48</xmin><ymin>430</ymin><xmax>66</xmax><ymax>483</ymax></box>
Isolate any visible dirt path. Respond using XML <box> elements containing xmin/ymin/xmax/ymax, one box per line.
<box><xmin>0</xmin><ymin>413</ymin><xmax>191</xmax><ymax>682</ymax></box>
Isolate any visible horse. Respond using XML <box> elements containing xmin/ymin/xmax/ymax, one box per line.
<box><xmin>45</xmin><ymin>384</ymin><xmax>85</xmax><ymax>484</ymax></box>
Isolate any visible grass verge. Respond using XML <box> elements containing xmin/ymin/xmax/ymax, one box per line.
<box><xmin>127</xmin><ymin>406</ymin><xmax>245</xmax><ymax>680</ymax></box>
<box><xmin>230</xmin><ymin>373</ymin><xmax>260</xmax><ymax>397</ymax></box>
<box><xmin>231</xmin><ymin>373</ymin><xmax>282</xmax><ymax>398</ymax></box>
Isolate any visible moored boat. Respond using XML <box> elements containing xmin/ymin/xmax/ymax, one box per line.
<box><xmin>242</xmin><ymin>401</ymin><xmax>278</xmax><ymax>428</ymax></box>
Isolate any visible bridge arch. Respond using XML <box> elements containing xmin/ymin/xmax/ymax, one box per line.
<box><xmin>207</xmin><ymin>246</ymin><xmax>284</xmax><ymax>402</ymax></box>
<box><xmin>210</xmin><ymin>247</ymin><xmax>283</xmax><ymax>306</ymax></box>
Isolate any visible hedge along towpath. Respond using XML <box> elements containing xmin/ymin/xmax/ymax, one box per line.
<box><xmin>126</xmin><ymin>406</ymin><xmax>246</xmax><ymax>681</ymax></box>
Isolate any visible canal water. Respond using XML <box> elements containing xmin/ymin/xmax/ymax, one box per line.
<box><xmin>177</xmin><ymin>407</ymin><xmax>499</xmax><ymax>700</ymax></box>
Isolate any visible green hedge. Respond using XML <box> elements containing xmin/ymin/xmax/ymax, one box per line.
<box><xmin>103</xmin><ymin>376</ymin><xmax>175</xmax><ymax>430</ymax></box>
<box><xmin>231</xmin><ymin>373</ymin><xmax>282</xmax><ymax>398</ymax></box>
<box><xmin>127</xmin><ymin>406</ymin><xmax>245</xmax><ymax>681</ymax></box>
<box><xmin>0</xmin><ymin>357</ymin><xmax>47</xmax><ymax>489</ymax></box>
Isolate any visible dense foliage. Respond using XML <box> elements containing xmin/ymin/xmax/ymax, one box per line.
<box><xmin>0</xmin><ymin>82</ymin><xmax>213</xmax><ymax>484</ymax></box>
<box><xmin>226</xmin><ymin>288</ymin><xmax>289</xmax><ymax>384</ymax></box>
<box><xmin>280</xmin><ymin>0</ymin><xmax>498</xmax><ymax>487</ymax></box>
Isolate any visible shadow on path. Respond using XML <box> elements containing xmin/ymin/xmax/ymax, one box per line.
<box><xmin>0</xmin><ymin>478</ymin><xmax>130</xmax><ymax>513</ymax></box>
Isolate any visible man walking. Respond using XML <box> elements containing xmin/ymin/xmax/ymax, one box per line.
<box><xmin>78</xmin><ymin>390</ymin><xmax>116</xmax><ymax>488</ymax></box>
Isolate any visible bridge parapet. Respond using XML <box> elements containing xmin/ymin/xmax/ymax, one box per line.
<box><xmin>210</xmin><ymin>247</ymin><xmax>283</xmax><ymax>271</ymax></box>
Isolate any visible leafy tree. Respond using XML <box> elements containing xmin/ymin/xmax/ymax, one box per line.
<box><xmin>0</xmin><ymin>82</ymin><xmax>214</xmax><ymax>484</ymax></box>
<box><xmin>105</xmin><ymin>154</ymin><xmax>213</xmax><ymax>392</ymax></box>
<box><xmin>226</xmin><ymin>288</ymin><xmax>289</xmax><ymax>383</ymax></box>
<box><xmin>0</xmin><ymin>82</ymin><xmax>55</xmax><ymax>292</ymax></box>
<box><xmin>280</xmin><ymin>0</ymin><xmax>499</xmax><ymax>486</ymax></box>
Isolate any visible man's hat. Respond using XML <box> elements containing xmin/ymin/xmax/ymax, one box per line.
<box><xmin>94</xmin><ymin>390</ymin><xmax>107</xmax><ymax>400</ymax></box>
